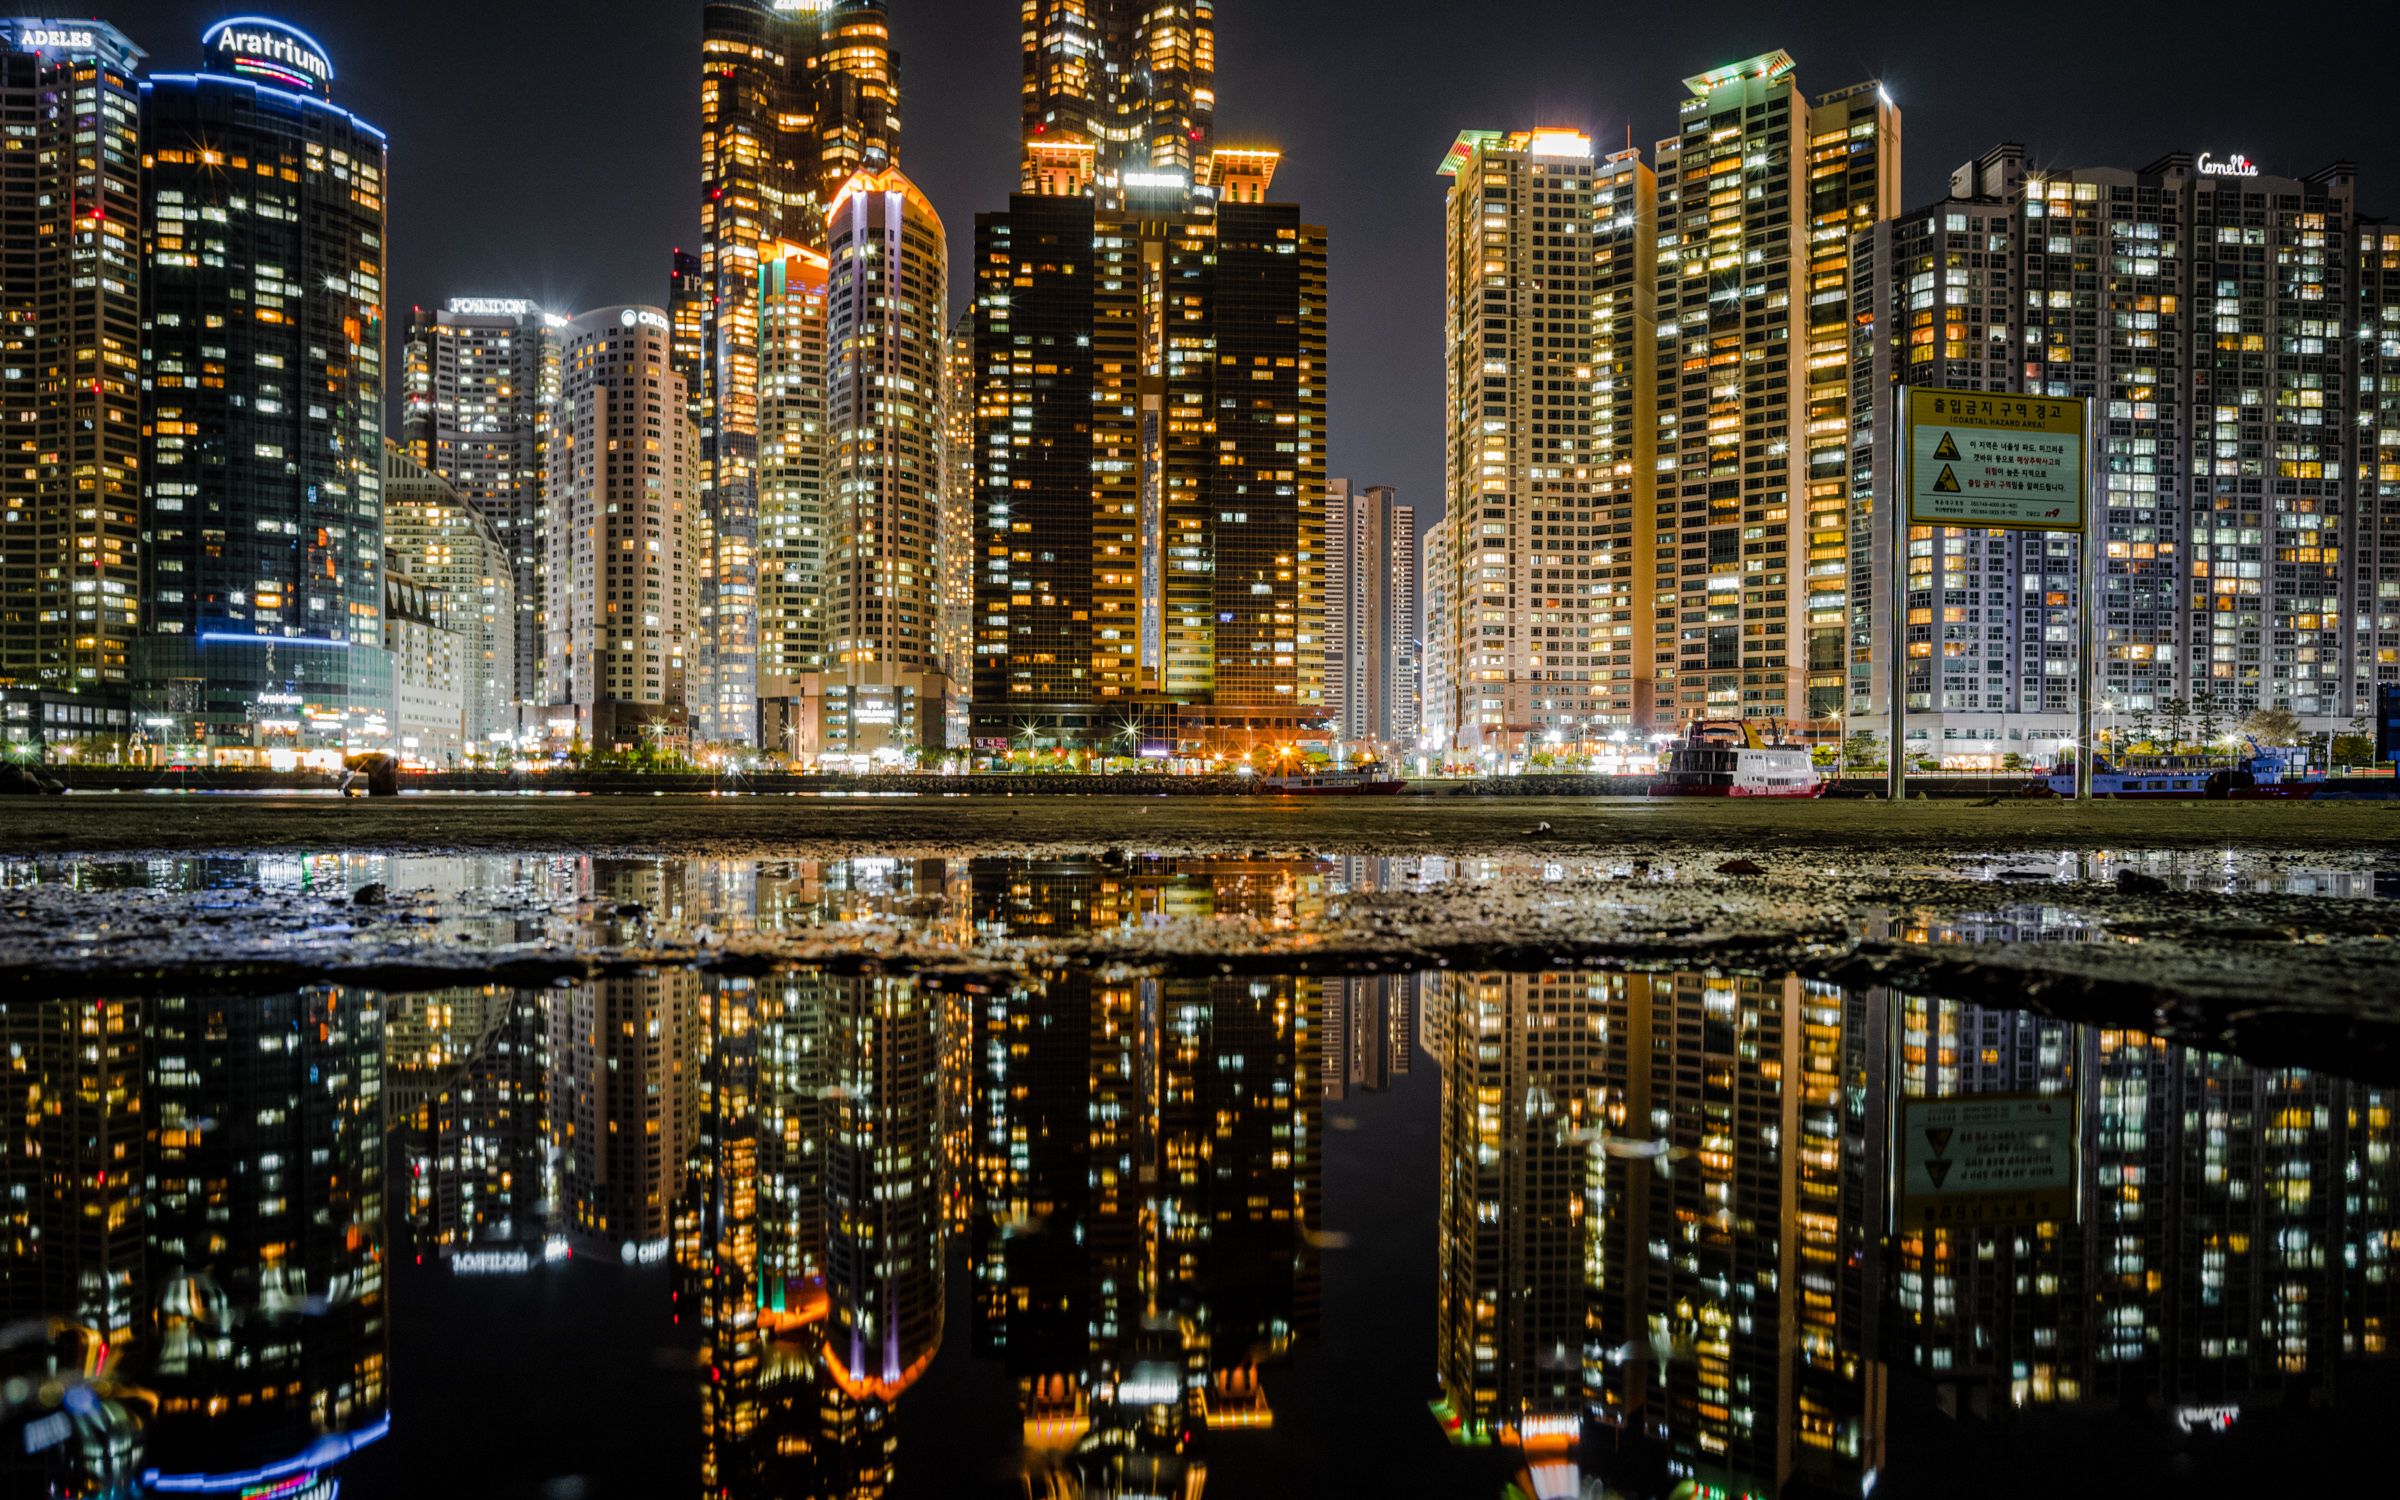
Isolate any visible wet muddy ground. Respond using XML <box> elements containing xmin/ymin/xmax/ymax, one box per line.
<box><xmin>6</xmin><ymin>789</ymin><xmax>2399</xmax><ymax>856</ymax></box>
<box><xmin>4</xmin><ymin>795</ymin><xmax>2396</xmax><ymax>1079</ymax></box>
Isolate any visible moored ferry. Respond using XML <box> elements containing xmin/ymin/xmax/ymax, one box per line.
<box><xmin>1647</xmin><ymin>720</ymin><xmax>1827</xmax><ymax>799</ymax></box>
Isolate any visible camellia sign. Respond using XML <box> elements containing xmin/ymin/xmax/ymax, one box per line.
<box><xmin>2197</xmin><ymin>151</ymin><xmax>2261</xmax><ymax>177</ymax></box>
<box><xmin>202</xmin><ymin>16</ymin><xmax>334</xmax><ymax>96</ymax></box>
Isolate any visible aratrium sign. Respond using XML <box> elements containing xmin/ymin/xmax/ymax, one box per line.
<box><xmin>202</xmin><ymin>16</ymin><xmax>333</xmax><ymax>96</ymax></box>
<box><xmin>2197</xmin><ymin>151</ymin><xmax>2260</xmax><ymax>177</ymax></box>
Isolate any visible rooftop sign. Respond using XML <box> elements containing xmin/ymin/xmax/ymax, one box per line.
<box><xmin>14</xmin><ymin>21</ymin><xmax>90</xmax><ymax>49</ymax></box>
<box><xmin>1436</xmin><ymin>130</ymin><xmax>1505</xmax><ymax>177</ymax></box>
<box><xmin>5</xmin><ymin>17</ymin><xmax>144</xmax><ymax>66</ymax></box>
<box><xmin>445</xmin><ymin>298</ymin><xmax>541</xmax><ymax>319</ymax></box>
<box><xmin>2196</xmin><ymin>151</ymin><xmax>2260</xmax><ymax>178</ymax></box>
<box><xmin>202</xmin><ymin>15</ymin><xmax>333</xmax><ymax>97</ymax></box>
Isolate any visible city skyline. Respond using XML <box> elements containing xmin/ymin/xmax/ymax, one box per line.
<box><xmin>5</xmin><ymin>3</ymin><xmax>2397</xmax><ymax>768</ymax></box>
<box><xmin>65</xmin><ymin>0</ymin><xmax>2400</xmax><ymax>532</ymax></box>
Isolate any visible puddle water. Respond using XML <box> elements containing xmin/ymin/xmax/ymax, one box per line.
<box><xmin>0</xmin><ymin>848</ymin><xmax>2389</xmax><ymax>971</ymax></box>
<box><xmin>4</xmin><ymin>856</ymin><xmax>2394</xmax><ymax>1499</ymax></box>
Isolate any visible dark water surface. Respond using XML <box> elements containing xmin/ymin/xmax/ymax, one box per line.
<box><xmin>4</xmin><ymin>853</ymin><xmax>2391</xmax><ymax>1498</ymax></box>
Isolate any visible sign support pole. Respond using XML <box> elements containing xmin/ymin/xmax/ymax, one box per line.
<box><xmin>2077</xmin><ymin>399</ymin><xmax>2097</xmax><ymax>802</ymax></box>
<box><xmin>1888</xmin><ymin>386</ymin><xmax>1907</xmax><ymax>803</ymax></box>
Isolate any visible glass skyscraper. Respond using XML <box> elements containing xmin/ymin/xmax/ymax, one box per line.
<box><xmin>138</xmin><ymin>18</ymin><xmax>389</xmax><ymax>759</ymax></box>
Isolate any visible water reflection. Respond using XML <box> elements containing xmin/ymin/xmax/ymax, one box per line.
<box><xmin>2</xmin><ymin>845</ymin><xmax>2386</xmax><ymax>975</ymax></box>
<box><xmin>5</xmin><ymin>989</ymin><xmax>387</xmax><ymax>1498</ymax></box>
<box><xmin>3</xmin><ymin>855</ymin><xmax>2394</xmax><ymax>1499</ymax></box>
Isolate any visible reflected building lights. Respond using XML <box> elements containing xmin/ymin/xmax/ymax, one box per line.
<box><xmin>3</xmin><ymin>852</ymin><xmax>2394</xmax><ymax>1497</ymax></box>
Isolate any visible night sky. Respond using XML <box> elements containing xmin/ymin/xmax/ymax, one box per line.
<box><xmin>88</xmin><ymin>0</ymin><xmax>2400</xmax><ymax>526</ymax></box>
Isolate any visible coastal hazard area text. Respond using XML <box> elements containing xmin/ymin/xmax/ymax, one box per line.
<box><xmin>1895</xmin><ymin>1092</ymin><xmax>2078</xmax><ymax>1232</ymax></box>
<box><xmin>1906</xmin><ymin>389</ymin><xmax>2087</xmax><ymax>532</ymax></box>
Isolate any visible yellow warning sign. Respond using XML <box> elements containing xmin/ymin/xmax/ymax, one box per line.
<box><xmin>1896</xmin><ymin>1092</ymin><xmax>2079</xmax><ymax>1232</ymax></box>
<box><xmin>1906</xmin><ymin>389</ymin><xmax>2087</xmax><ymax>532</ymax></box>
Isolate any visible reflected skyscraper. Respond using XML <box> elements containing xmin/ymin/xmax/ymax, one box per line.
<box><xmin>1878</xmin><ymin>990</ymin><xmax>2400</xmax><ymax>1421</ymax></box>
<box><xmin>550</xmin><ymin>971</ymin><xmax>698</xmax><ymax>1251</ymax></box>
<box><xmin>681</xmin><ymin>863</ymin><xmax>958</xmax><ymax>1498</ymax></box>
<box><xmin>388</xmin><ymin>986</ymin><xmax>552</xmax><ymax>1258</ymax></box>
<box><xmin>1322</xmin><ymin>975</ymin><xmax>1417</xmax><ymax>1101</ymax></box>
<box><xmin>144</xmin><ymin>987</ymin><xmax>389</xmax><ymax>1491</ymax></box>
<box><xmin>2</xmin><ymin>849</ymin><xmax>2396</xmax><ymax>1494</ymax></box>
<box><xmin>971</xmin><ymin>857</ymin><xmax>1321</xmax><ymax>1493</ymax></box>
<box><xmin>1</xmin><ymin>996</ymin><xmax>146</xmax><ymax>1351</ymax></box>
<box><xmin>1430</xmin><ymin>973</ymin><xmax>1605</xmax><ymax>1452</ymax></box>
<box><xmin>823</xmin><ymin>976</ymin><xmax>945</xmax><ymax>1401</ymax></box>
<box><xmin>1587</xmin><ymin>972</ymin><xmax>1876</xmax><ymax>1496</ymax></box>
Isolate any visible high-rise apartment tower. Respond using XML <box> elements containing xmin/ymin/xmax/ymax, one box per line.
<box><xmin>1436</xmin><ymin>131</ymin><xmax>1656</xmax><ymax>755</ymax></box>
<box><xmin>0</xmin><ymin>21</ymin><xmax>144</xmax><ymax>698</ymax></box>
<box><xmin>694</xmin><ymin>0</ymin><xmax>901</xmax><ymax>746</ymax></box>
<box><xmin>1651</xmin><ymin>54</ymin><xmax>1898</xmax><ymax>733</ymax></box>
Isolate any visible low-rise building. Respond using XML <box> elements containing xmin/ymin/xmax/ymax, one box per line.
<box><xmin>386</xmin><ymin>555</ymin><xmax>467</xmax><ymax>765</ymax></box>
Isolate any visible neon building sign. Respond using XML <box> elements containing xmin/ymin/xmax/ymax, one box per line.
<box><xmin>16</xmin><ymin>25</ymin><xmax>97</xmax><ymax>51</ymax></box>
<box><xmin>202</xmin><ymin>16</ymin><xmax>333</xmax><ymax>96</ymax></box>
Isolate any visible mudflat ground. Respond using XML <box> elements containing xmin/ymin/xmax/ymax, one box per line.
<box><xmin>4</xmin><ymin>793</ymin><xmax>2395</xmax><ymax>1079</ymax></box>
<box><xmin>5</xmin><ymin>789</ymin><xmax>2398</xmax><ymax>858</ymax></box>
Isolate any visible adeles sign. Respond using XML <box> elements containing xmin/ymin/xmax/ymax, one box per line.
<box><xmin>15</xmin><ymin>25</ymin><xmax>98</xmax><ymax>52</ymax></box>
<box><xmin>202</xmin><ymin>16</ymin><xmax>334</xmax><ymax>96</ymax></box>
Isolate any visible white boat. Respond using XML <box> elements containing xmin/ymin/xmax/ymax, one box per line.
<box><xmin>1259</xmin><ymin>764</ymin><xmax>1406</xmax><ymax>797</ymax></box>
<box><xmin>1647</xmin><ymin>721</ymin><xmax>1827</xmax><ymax>799</ymax></box>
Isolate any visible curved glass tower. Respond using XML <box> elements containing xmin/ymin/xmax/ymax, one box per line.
<box><xmin>138</xmin><ymin>18</ymin><xmax>390</xmax><ymax>761</ymax></box>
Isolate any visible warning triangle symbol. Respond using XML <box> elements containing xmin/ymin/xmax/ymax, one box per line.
<box><xmin>1925</xmin><ymin>1127</ymin><xmax>1955</xmax><ymax>1158</ymax></box>
<box><xmin>1926</xmin><ymin>1159</ymin><xmax>1954</xmax><ymax>1189</ymax></box>
<box><xmin>1932</xmin><ymin>465</ymin><xmax>1963</xmax><ymax>494</ymax></box>
<box><xmin>1933</xmin><ymin>431</ymin><xmax>1962</xmax><ymax>461</ymax></box>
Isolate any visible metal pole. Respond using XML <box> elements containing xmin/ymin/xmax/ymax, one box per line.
<box><xmin>1888</xmin><ymin>386</ymin><xmax>1908</xmax><ymax>802</ymax></box>
<box><xmin>2076</xmin><ymin>397</ymin><xmax>2097</xmax><ymax>801</ymax></box>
